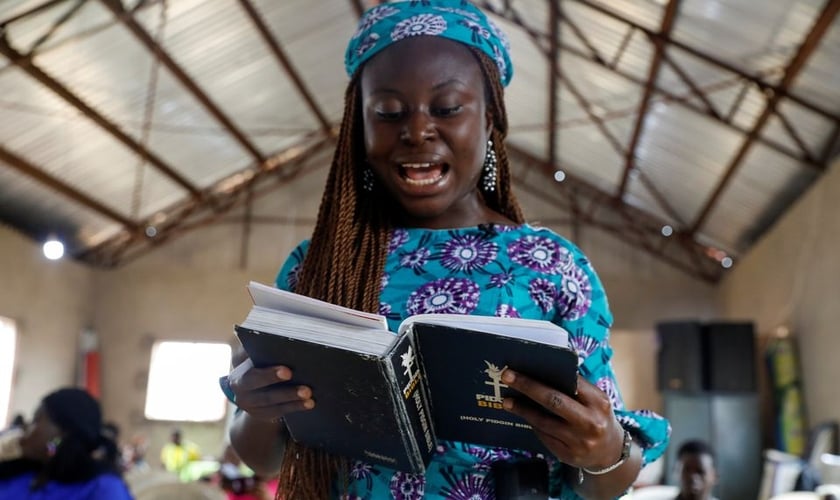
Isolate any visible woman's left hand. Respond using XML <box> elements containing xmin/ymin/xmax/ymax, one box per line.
<box><xmin>501</xmin><ymin>369</ymin><xmax>625</xmax><ymax>471</ymax></box>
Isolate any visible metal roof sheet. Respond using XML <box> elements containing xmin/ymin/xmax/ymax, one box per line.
<box><xmin>0</xmin><ymin>0</ymin><xmax>837</xmax><ymax>281</ymax></box>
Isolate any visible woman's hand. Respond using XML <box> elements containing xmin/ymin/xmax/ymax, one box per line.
<box><xmin>500</xmin><ymin>369</ymin><xmax>624</xmax><ymax>471</ymax></box>
<box><xmin>228</xmin><ymin>358</ymin><xmax>315</xmax><ymax>422</ymax></box>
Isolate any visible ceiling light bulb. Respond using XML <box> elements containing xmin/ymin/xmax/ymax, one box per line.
<box><xmin>43</xmin><ymin>238</ymin><xmax>64</xmax><ymax>260</ymax></box>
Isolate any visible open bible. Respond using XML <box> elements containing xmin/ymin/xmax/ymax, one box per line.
<box><xmin>235</xmin><ymin>281</ymin><xmax>579</xmax><ymax>473</ymax></box>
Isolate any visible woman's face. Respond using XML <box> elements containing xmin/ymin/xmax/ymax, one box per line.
<box><xmin>361</xmin><ymin>36</ymin><xmax>494</xmax><ymax>228</ymax></box>
<box><xmin>19</xmin><ymin>406</ymin><xmax>62</xmax><ymax>463</ymax></box>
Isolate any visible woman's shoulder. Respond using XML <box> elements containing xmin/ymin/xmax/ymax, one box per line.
<box><xmin>518</xmin><ymin>223</ymin><xmax>580</xmax><ymax>246</ymax></box>
<box><xmin>0</xmin><ymin>470</ymin><xmax>34</xmax><ymax>493</ymax></box>
<box><xmin>275</xmin><ymin>239</ymin><xmax>311</xmax><ymax>290</ymax></box>
<box><xmin>91</xmin><ymin>472</ymin><xmax>132</xmax><ymax>497</ymax></box>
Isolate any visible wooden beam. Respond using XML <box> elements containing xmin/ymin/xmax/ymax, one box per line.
<box><xmin>690</xmin><ymin>0</ymin><xmax>840</xmax><ymax>234</ymax></box>
<box><xmin>100</xmin><ymin>0</ymin><xmax>266</xmax><ymax>163</ymax></box>
<box><xmin>547</xmin><ymin>1</ymin><xmax>560</xmax><ymax>166</ymax></box>
<box><xmin>79</xmin><ymin>131</ymin><xmax>333</xmax><ymax>266</ymax></box>
<box><xmin>0</xmin><ymin>35</ymin><xmax>204</xmax><ymax>199</ymax></box>
<box><xmin>238</xmin><ymin>0</ymin><xmax>332</xmax><ymax>134</ymax></box>
<box><xmin>617</xmin><ymin>0</ymin><xmax>680</xmax><ymax>199</ymax></box>
<box><xmin>0</xmin><ymin>145</ymin><xmax>138</xmax><ymax>230</ymax></box>
<box><xmin>507</xmin><ymin>143</ymin><xmax>721</xmax><ymax>282</ymax></box>
<box><xmin>571</xmin><ymin>0</ymin><xmax>840</xmax><ymax>123</ymax></box>
<box><xmin>478</xmin><ymin>0</ymin><xmax>829</xmax><ymax>171</ymax></box>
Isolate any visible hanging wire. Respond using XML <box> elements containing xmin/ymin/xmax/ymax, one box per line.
<box><xmin>131</xmin><ymin>0</ymin><xmax>168</xmax><ymax>220</ymax></box>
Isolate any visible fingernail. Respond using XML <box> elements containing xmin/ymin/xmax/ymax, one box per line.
<box><xmin>503</xmin><ymin>398</ymin><xmax>513</xmax><ymax>410</ymax></box>
<box><xmin>297</xmin><ymin>386</ymin><xmax>311</xmax><ymax>399</ymax></box>
<box><xmin>276</xmin><ymin>367</ymin><xmax>290</xmax><ymax>380</ymax></box>
<box><xmin>303</xmin><ymin>399</ymin><xmax>315</xmax><ymax>409</ymax></box>
<box><xmin>502</xmin><ymin>369</ymin><xmax>516</xmax><ymax>384</ymax></box>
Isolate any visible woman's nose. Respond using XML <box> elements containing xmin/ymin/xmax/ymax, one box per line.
<box><xmin>400</xmin><ymin>111</ymin><xmax>435</xmax><ymax>144</ymax></box>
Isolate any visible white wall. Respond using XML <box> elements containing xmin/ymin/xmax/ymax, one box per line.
<box><xmin>0</xmin><ymin>223</ymin><xmax>94</xmax><ymax>421</ymax></box>
<box><xmin>720</xmin><ymin>158</ymin><xmax>840</xmax><ymax>426</ymax></box>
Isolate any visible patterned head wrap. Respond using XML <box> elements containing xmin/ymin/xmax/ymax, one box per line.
<box><xmin>345</xmin><ymin>0</ymin><xmax>513</xmax><ymax>87</ymax></box>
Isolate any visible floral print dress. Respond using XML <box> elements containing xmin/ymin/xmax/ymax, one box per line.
<box><xmin>276</xmin><ymin>223</ymin><xmax>670</xmax><ymax>499</ymax></box>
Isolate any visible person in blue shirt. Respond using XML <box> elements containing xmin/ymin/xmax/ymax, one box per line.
<box><xmin>222</xmin><ymin>1</ymin><xmax>670</xmax><ymax>498</ymax></box>
<box><xmin>0</xmin><ymin>388</ymin><xmax>133</xmax><ymax>500</ymax></box>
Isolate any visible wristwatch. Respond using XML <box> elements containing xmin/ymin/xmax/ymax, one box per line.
<box><xmin>578</xmin><ymin>428</ymin><xmax>632</xmax><ymax>483</ymax></box>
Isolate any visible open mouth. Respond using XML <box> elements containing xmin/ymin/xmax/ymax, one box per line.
<box><xmin>399</xmin><ymin>162</ymin><xmax>449</xmax><ymax>186</ymax></box>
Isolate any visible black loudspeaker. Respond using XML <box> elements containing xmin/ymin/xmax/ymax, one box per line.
<box><xmin>656</xmin><ymin>321</ymin><xmax>756</xmax><ymax>393</ymax></box>
<box><xmin>705</xmin><ymin>322</ymin><xmax>757</xmax><ymax>392</ymax></box>
<box><xmin>656</xmin><ymin>321</ymin><xmax>704</xmax><ymax>392</ymax></box>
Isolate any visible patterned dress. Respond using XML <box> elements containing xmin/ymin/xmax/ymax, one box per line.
<box><xmin>276</xmin><ymin>223</ymin><xmax>670</xmax><ymax>499</ymax></box>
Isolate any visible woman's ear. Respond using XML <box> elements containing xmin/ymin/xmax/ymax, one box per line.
<box><xmin>485</xmin><ymin>110</ymin><xmax>494</xmax><ymax>138</ymax></box>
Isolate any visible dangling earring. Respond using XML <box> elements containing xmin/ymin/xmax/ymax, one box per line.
<box><xmin>46</xmin><ymin>437</ymin><xmax>61</xmax><ymax>457</ymax></box>
<box><xmin>361</xmin><ymin>166</ymin><xmax>375</xmax><ymax>193</ymax></box>
<box><xmin>482</xmin><ymin>139</ymin><xmax>497</xmax><ymax>193</ymax></box>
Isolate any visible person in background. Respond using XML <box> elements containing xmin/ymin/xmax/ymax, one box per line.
<box><xmin>8</xmin><ymin>414</ymin><xmax>26</xmax><ymax>431</ymax></box>
<box><xmin>0</xmin><ymin>387</ymin><xmax>132</xmax><ymax>499</ymax></box>
<box><xmin>122</xmin><ymin>434</ymin><xmax>150</xmax><ymax>474</ymax></box>
<box><xmin>223</xmin><ymin>1</ymin><xmax>670</xmax><ymax>498</ymax></box>
<box><xmin>0</xmin><ymin>413</ymin><xmax>27</xmax><ymax>462</ymax></box>
<box><xmin>674</xmin><ymin>440</ymin><xmax>718</xmax><ymax>500</ymax></box>
<box><xmin>159</xmin><ymin>427</ymin><xmax>201</xmax><ymax>480</ymax></box>
<box><xmin>216</xmin><ymin>444</ymin><xmax>278</xmax><ymax>500</ymax></box>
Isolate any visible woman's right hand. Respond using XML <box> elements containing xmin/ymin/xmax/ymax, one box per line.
<box><xmin>228</xmin><ymin>358</ymin><xmax>315</xmax><ymax>422</ymax></box>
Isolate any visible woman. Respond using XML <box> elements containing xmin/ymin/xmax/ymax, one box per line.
<box><xmin>224</xmin><ymin>1</ymin><xmax>670</xmax><ymax>498</ymax></box>
<box><xmin>0</xmin><ymin>388</ymin><xmax>133</xmax><ymax>499</ymax></box>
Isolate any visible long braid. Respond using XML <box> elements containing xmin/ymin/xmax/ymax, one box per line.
<box><xmin>275</xmin><ymin>47</ymin><xmax>522</xmax><ymax>500</ymax></box>
<box><xmin>276</xmin><ymin>74</ymin><xmax>391</xmax><ymax>500</ymax></box>
<box><xmin>472</xmin><ymin>48</ymin><xmax>524</xmax><ymax>224</ymax></box>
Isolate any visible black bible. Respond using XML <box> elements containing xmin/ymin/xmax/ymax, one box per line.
<box><xmin>235</xmin><ymin>282</ymin><xmax>579</xmax><ymax>473</ymax></box>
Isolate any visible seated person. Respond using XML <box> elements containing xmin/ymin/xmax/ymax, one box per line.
<box><xmin>217</xmin><ymin>444</ymin><xmax>278</xmax><ymax>500</ymax></box>
<box><xmin>0</xmin><ymin>387</ymin><xmax>132</xmax><ymax>499</ymax></box>
<box><xmin>160</xmin><ymin>428</ymin><xmax>201</xmax><ymax>481</ymax></box>
<box><xmin>675</xmin><ymin>440</ymin><xmax>718</xmax><ymax>500</ymax></box>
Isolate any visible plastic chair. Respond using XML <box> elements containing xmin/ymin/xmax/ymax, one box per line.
<box><xmin>626</xmin><ymin>485</ymin><xmax>679</xmax><ymax>499</ymax></box>
<box><xmin>819</xmin><ymin>453</ymin><xmax>840</xmax><ymax>486</ymax></box>
<box><xmin>758</xmin><ymin>449</ymin><xmax>806</xmax><ymax>500</ymax></box>
<box><xmin>768</xmin><ymin>493</ymin><xmax>821</xmax><ymax>500</ymax></box>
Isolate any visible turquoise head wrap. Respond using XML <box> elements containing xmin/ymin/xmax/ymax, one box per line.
<box><xmin>345</xmin><ymin>0</ymin><xmax>513</xmax><ymax>87</ymax></box>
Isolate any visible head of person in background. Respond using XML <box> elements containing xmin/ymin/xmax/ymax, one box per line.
<box><xmin>0</xmin><ymin>387</ymin><xmax>131</xmax><ymax>499</ymax></box>
<box><xmin>10</xmin><ymin>414</ymin><xmax>25</xmax><ymax>430</ymax></box>
<box><xmin>102</xmin><ymin>421</ymin><xmax>120</xmax><ymax>443</ymax></box>
<box><xmin>160</xmin><ymin>426</ymin><xmax>202</xmax><ymax>479</ymax></box>
<box><xmin>675</xmin><ymin>439</ymin><xmax>718</xmax><ymax>500</ymax></box>
<box><xmin>170</xmin><ymin>428</ymin><xmax>182</xmax><ymax>446</ymax></box>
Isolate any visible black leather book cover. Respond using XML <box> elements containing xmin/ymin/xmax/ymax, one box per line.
<box><xmin>234</xmin><ymin>325</ymin><xmax>423</xmax><ymax>472</ymax></box>
<box><xmin>384</xmin><ymin>331</ymin><xmax>437</xmax><ymax>470</ymax></box>
<box><xmin>411</xmin><ymin>323</ymin><xmax>578</xmax><ymax>454</ymax></box>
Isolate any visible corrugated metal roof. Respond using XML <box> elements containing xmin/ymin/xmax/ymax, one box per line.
<box><xmin>0</xmin><ymin>0</ymin><xmax>837</xmax><ymax>281</ymax></box>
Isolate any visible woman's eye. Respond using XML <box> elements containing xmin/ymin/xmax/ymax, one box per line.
<box><xmin>434</xmin><ymin>105</ymin><xmax>462</xmax><ymax>117</ymax></box>
<box><xmin>376</xmin><ymin>110</ymin><xmax>403</xmax><ymax>120</ymax></box>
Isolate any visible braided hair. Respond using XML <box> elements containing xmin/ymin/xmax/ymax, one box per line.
<box><xmin>276</xmin><ymin>48</ymin><xmax>523</xmax><ymax>500</ymax></box>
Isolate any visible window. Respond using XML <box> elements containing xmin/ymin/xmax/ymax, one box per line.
<box><xmin>144</xmin><ymin>341</ymin><xmax>232</xmax><ymax>422</ymax></box>
<box><xmin>0</xmin><ymin>316</ymin><xmax>16</xmax><ymax>425</ymax></box>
